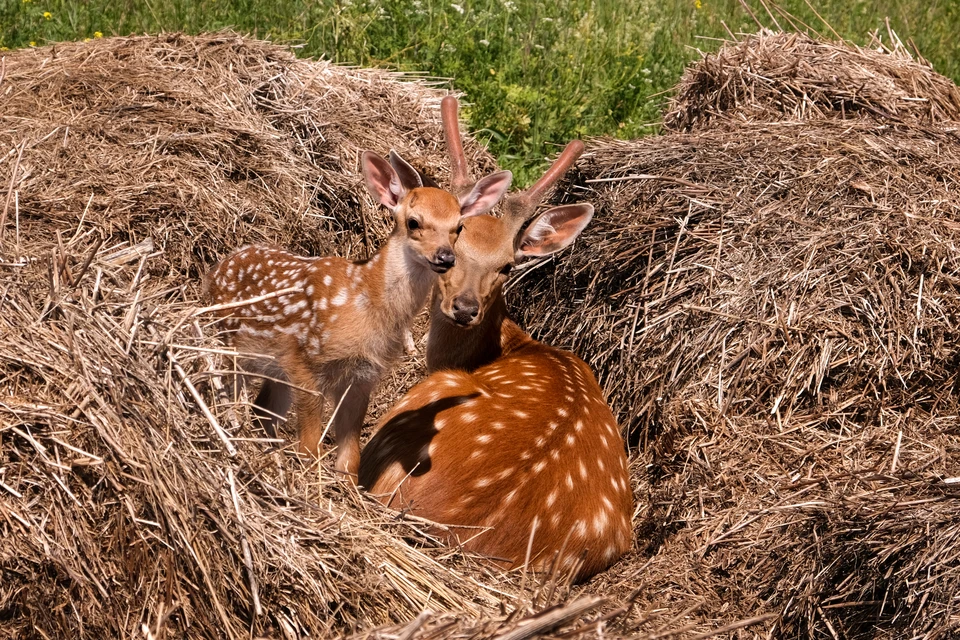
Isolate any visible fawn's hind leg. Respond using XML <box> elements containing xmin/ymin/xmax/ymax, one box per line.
<box><xmin>252</xmin><ymin>377</ymin><xmax>293</xmax><ymax>438</ymax></box>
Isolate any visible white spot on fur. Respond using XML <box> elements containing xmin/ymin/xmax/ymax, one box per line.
<box><xmin>593</xmin><ymin>510</ymin><xmax>609</xmax><ymax>535</ymax></box>
<box><xmin>323</xmin><ymin>275</ymin><xmax>332</xmax><ymax>286</ymax></box>
<box><xmin>331</xmin><ymin>289</ymin><xmax>348</xmax><ymax>306</ymax></box>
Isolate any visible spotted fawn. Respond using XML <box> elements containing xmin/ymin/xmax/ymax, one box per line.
<box><xmin>205</xmin><ymin>128</ymin><xmax>512</xmax><ymax>480</ymax></box>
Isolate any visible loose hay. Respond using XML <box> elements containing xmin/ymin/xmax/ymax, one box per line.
<box><xmin>514</xmin><ymin>33</ymin><xmax>960</xmax><ymax>639</ymax></box>
<box><xmin>664</xmin><ymin>31</ymin><xmax>960</xmax><ymax>132</ymax></box>
<box><xmin>5</xmin><ymin>27</ymin><xmax>960</xmax><ymax>640</ymax></box>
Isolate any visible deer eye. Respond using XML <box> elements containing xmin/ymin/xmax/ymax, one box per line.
<box><xmin>407</xmin><ymin>218</ymin><xmax>421</xmax><ymax>231</ymax></box>
<box><xmin>499</xmin><ymin>264</ymin><xmax>513</xmax><ymax>276</ymax></box>
<box><xmin>456</xmin><ymin>223</ymin><xmax>464</xmax><ymax>234</ymax></box>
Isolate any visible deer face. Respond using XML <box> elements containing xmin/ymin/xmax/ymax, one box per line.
<box><xmin>394</xmin><ymin>187</ymin><xmax>463</xmax><ymax>273</ymax></box>
<box><xmin>362</xmin><ymin>150</ymin><xmax>512</xmax><ymax>275</ymax></box>
<box><xmin>437</xmin><ymin>204</ymin><xmax>595</xmax><ymax>327</ymax></box>
<box><xmin>436</xmin><ymin>215</ymin><xmax>515</xmax><ymax>326</ymax></box>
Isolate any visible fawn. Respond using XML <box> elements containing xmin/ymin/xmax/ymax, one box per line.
<box><xmin>205</xmin><ymin>138</ymin><xmax>512</xmax><ymax>479</ymax></box>
<box><xmin>359</xmin><ymin>102</ymin><xmax>633</xmax><ymax>582</ymax></box>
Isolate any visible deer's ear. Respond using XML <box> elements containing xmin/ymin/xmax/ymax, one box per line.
<box><xmin>388</xmin><ymin>150</ymin><xmax>424</xmax><ymax>191</ymax></box>
<box><xmin>459</xmin><ymin>171</ymin><xmax>512</xmax><ymax>218</ymax></box>
<box><xmin>362</xmin><ymin>151</ymin><xmax>407</xmax><ymax>210</ymax></box>
<box><xmin>516</xmin><ymin>204</ymin><xmax>594</xmax><ymax>259</ymax></box>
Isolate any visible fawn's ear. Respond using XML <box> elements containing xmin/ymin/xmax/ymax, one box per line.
<box><xmin>388</xmin><ymin>150</ymin><xmax>424</xmax><ymax>191</ymax></box>
<box><xmin>362</xmin><ymin>151</ymin><xmax>407</xmax><ymax>210</ymax></box>
<box><xmin>516</xmin><ymin>203</ymin><xmax>594</xmax><ymax>259</ymax></box>
<box><xmin>459</xmin><ymin>170</ymin><xmax>513</xmax><ymax>218</ymax></box>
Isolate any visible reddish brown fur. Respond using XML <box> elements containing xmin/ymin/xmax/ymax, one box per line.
<box><xmin>361</xmin><ymin>315</ymin><xmax>633</xmax><ymax>580</ymax></box>
<box><xmin>361</xmin><ymin>191</ymin><xmax>634</xmax><ymax>582</ymax></box>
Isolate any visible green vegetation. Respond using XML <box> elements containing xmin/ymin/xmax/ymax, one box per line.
<box><xmin>2</xmin><ymin>0</ymin><xmax>958</xmax><ymax>183</ymax></box>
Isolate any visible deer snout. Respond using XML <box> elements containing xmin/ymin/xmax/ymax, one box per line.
<box><xmin>430</xmin><ymin>247</ymin><xmax>456</xmax><ymax>273</ymax></box>
<box><xmin>451</xmin><ymin>295</ymin><xmax>480</xmax><ymax>326</ymax></box>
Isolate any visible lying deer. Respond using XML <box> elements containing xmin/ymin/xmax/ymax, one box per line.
<box><xmin>359</xmin><ymin>100</ymin><xmax>633</xmax><ymax>582</ymax></box>
<box><xmin>205</xmin><ymin>137</ymin><xmax>512</xmax><ymax>479</ymax></box>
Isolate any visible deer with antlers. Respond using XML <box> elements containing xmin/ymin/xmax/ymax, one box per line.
<box><xmin>359</xmin><ymin>98</ymin><xmax>633</xmax><ymax>582</ymax></box>
<box><xmin>205</xmin><ymin>134</ymin><xmax>512</xmax><ymax>479</ymax></box>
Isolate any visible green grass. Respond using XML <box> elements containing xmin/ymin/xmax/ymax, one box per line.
<box><xmin>2</xmin><ymin>0</ymin><xmax>959</xmax><ymax>183</ymax></box>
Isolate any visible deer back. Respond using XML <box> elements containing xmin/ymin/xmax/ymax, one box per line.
<box><xmin>361</xmin><ymin>336</ymin><xmax>633</xmax><ymax>580</ymax></box>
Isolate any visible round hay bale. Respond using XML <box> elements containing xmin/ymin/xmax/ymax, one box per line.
<box><xmin>664</xmin><ymin>31</ymin><xmax>960</xmax><ymax>132</ymax></box>
<box><xmin>513</xmin><ymin>41</ymin><xmax>960</xmax><ymax>638</ymax></box>
<box><xmin>0</xmin><ymin>33</ymin><xmax>526</xmax><ymax>639</ymax></box>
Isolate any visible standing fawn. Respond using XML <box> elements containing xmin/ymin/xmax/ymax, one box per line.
<box><xmin>205</xmin><ymin>140</ymin><xmax>512</xmax><ymax>479</ymax></box>
<box><xmin>360</xmin><ymin>104</ymin><xmax>633</xmax><ymax>582</ymax></box>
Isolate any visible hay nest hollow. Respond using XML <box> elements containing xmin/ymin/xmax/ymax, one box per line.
<box><xmin>513</xmin><ymin>32</ymin><xmax>960</xmax><ymax>639</ymax></box>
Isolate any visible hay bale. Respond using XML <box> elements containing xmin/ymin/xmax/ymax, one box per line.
<box><xmin>513</xmin><ymin>36</ymin><xmax>960</xmax><ymax>638</ymax></box>
<box><xmin>0</xmin><ymin>33</ymin><xmax>534</xmax><ymax>639</ymax></box>
<box><xmin>664</xmin><ymin>31</ymin><xmax>960</xmax><ymax>132</ymax></box>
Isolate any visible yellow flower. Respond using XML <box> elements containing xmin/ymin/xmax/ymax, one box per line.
<box><xmin>489</xmin><ymin>68</ymin><xmax>496</xmax><ymax>75</ymax></box>
<box><xmin>695</xmin><ymin>0</ymin><xmax>702</xmax><ymax>8</ymax></box>
<box><xmin>0</xmin><ymin>46</ymin><xmax>8</xmax><ymax>51</ymax></box>
<box><xmin>43</xmin><ymin>11</ymin><xmax>52</xmax><ymax>19</ymax></box>
<box><xmin>83</xmin><ymin>38</ymin><xmax>91</xmax><ymax>42</ymax></box>
<box><xmin>94</xmin><ymin>31</ymin><xmax>103</xmax><ymax>38</ymax></box>
<box><xmin>29</xmin><ymin>41</ymin><xmax>36</xmax><ymax>47</ymax></box>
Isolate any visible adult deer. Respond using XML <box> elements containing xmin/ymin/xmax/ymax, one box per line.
<box><xmin>205</xmin><ymin>138</ymin><xmax>512</xmax><ymax>479</ymax></box>
<box><xmin>360</xmin><ymin>100</ymin><xmax>633</xmax><ymax>582</ymax></box>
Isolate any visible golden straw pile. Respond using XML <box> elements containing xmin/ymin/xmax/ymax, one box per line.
<box><xmin>2</xmin><ymin>28</ymin><xmax>959</xmax><ymax>640</ymax></box>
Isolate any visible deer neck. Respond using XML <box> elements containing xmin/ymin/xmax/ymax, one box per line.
<box><xmin>366</xmin><ymin>234</ymin><xmax>437</xmax><ymax>334</ymax></box>
<box><xmin>426</xmin><ymin>290</ymin><xmax>533</xmax><ymax>373</ymax></box>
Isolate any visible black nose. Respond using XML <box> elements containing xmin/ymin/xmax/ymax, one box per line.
<box><xmin>434</xmin><ymin>248</ymin><xmax>455</xmax><ymax>268</ymax></box>
<box><xmin>452</xmin><ymin>296</ymin><xmax>479</xmax><ymax>325</ymax></box>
